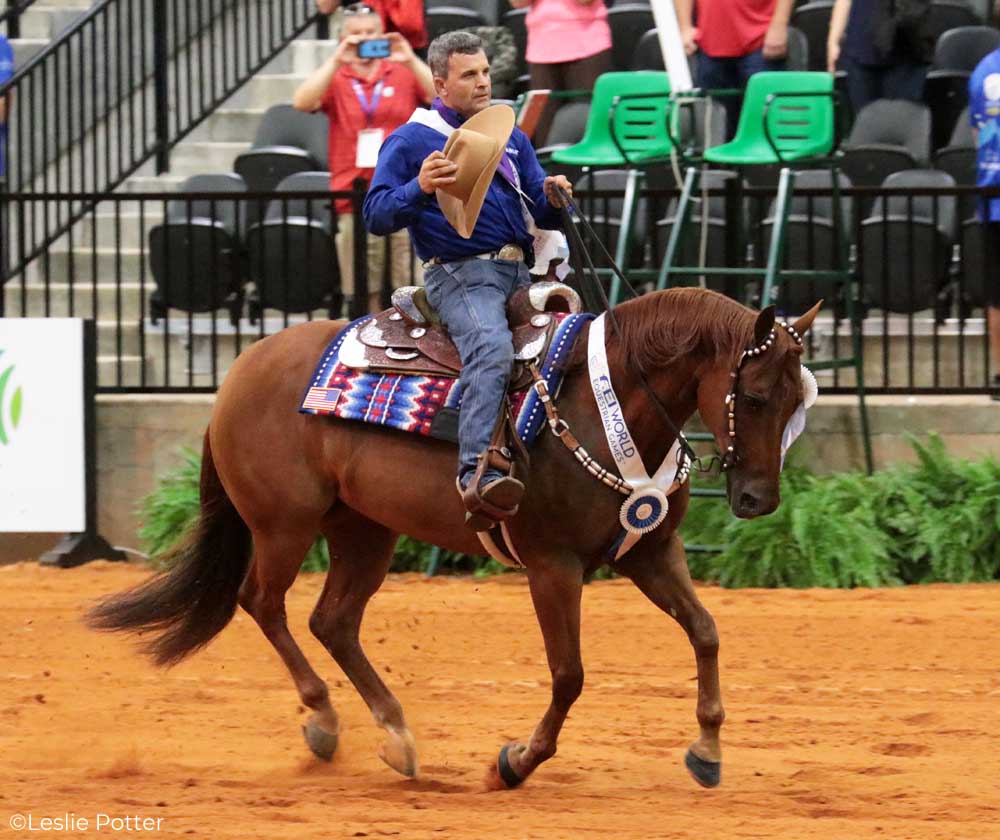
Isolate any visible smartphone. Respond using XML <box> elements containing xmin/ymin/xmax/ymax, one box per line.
<box><xmin>357</xmin><ymin>38</ymin><xmax>391</xmax><ymax>59</ymax></box>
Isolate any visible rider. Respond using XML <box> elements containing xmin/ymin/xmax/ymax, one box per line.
<box><xmin>363</xmin><ymin>31</ymin><xmax>573</xmax><ymax>530</ymax></box>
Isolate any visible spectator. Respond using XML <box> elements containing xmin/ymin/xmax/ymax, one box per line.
<box><xmin>510</xmin><ymin>0</ymin><xmax>612</xmax><ymax>144</ymax></box>
<box><xmin>826</xmin><ymin>0</ymin><xmax>933</xmax><ymax>116</ymax></box>
<box><xmin>969</xmin><ymin>43</ymin><xmax>1000</xmax><ymax>398</ymax></box>
<box><xmin>0</xmin><ymin>32</ymin><xmax>13</xmax><ymax>187</ymax></box>
<box><xmin>294</xmin><ymin>3</ymin><xmax>435</xmax><ymax>313</ymax></box>
<box><xmin>0</xmin><ymin>33</ymin><xmax>13</xmax><ymax>282</ymax></box>
<box><xmin>316</xmin><ymin>0</ymin><xmax>427</xmax><ymax>50</ymax></box>
<box><xmin>674</xmin><ymin>0</ymin><xmax>793</xmax><ymax>139</ymax></box>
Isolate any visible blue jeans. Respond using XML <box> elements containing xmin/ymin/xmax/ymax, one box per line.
<box><xmin>423</xmin><ymin>258</ymin><xmax>530</xmax><ymax>485</ymax></box>
<box><xmin>842</xmin><ymin>57</ymin><xmax>927</xmax><ymax>117</ymax></box>
<box><xmin>696</xmin><ymin>49</ymin><xmax>786</xmax><ymax>140</ymax></box>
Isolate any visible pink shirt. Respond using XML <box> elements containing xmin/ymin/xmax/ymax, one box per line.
<box><xmin>525</xmin><ymin>0</ymin><xmax>612</xmax><ymax>65</ymax></box>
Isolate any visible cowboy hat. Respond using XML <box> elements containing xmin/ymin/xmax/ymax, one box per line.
<box><xmin>436</xmin><ymin>104</ymin><xmax>516</xmax><ymax>239</ymax></box>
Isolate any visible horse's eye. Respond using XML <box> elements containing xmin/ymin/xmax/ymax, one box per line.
<box><xmin>743</xmin><ymin>393</ymin><xmax>767</xmax><ymax>410</ymax></box>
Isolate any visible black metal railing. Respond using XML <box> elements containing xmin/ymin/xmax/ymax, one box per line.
<box><xmin>1</xmin><ymin>183</ymin><xmax>997</xmax><ymax>395</ymax></box>
<box><xmin>0</xmin><ymin>0</ymin><xmax>318</xmax><ymax>283</ymax></box>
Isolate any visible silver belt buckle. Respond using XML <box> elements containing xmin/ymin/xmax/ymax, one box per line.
<box><xmin>497</xmin><ymin>244</ymin><xmax>524</xmax><ymax>262</ymax></box>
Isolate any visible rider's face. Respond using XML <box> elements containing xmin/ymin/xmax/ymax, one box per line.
<box><xmin>435</xmin><ymin>50</ymin><xmax>492</xmax><ymax>118</ymax></box>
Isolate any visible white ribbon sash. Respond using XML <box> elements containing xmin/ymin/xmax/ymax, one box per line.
<box><xmin>587</xmin><ymin>314</ymin><xmax>687</xmax><ymax>559</ymax></box>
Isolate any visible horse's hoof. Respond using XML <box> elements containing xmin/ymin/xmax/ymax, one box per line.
<box><xmin>685</xmin><ymin>749</ymin><xmax>721</xmax><ymax>788</ymax></box>
<box><xmin>485</xmin><ymin>744</ymin><xmax>526</xmax><ymax>790</ymax></box>
<box><xmin>302</xmin><ymin>720</ymin><xmax>339</xmax><ymax>762</ymax></box>
<box><xmin>378</xmin><ymin>726</ymin><xmax>419</xmax><ymax>778</ymax></box>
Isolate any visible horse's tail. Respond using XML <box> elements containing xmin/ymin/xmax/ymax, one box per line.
<box><xmin>86</xmin><ymin>429</ymin><xmax>252</xmax><ymax>667</ymax></box>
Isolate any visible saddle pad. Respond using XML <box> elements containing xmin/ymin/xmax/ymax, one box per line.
<box><xmin>299</xmin><ymin>312</ymin><xmax>593</xmax><ymax>448</ymax></box>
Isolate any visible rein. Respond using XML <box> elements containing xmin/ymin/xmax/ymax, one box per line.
<box><xmin>556</xmin><ymin>187</ymin><xmax>703</xmax><ymax>470</ymax></box>
<box><xmin>554</xmin><ymin>186</ymin><xmax>803</xmax><ymax>477</ymax></box>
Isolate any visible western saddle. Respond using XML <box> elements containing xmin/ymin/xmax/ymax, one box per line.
<box><xmin>338</xmin><ymin>280</ymin><xmax>583</xmax><ymax>387</ymax></box>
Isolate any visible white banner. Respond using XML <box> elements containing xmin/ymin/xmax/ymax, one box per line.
<box><xmin>0</xmin><ymin>319</ymin><xmax>86</xmax><ymax>532</ymax></box>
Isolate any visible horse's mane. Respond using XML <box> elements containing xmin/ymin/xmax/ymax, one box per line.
<box><xmin>613</xmin><ymin>287</ymin><xmax>758</xmax><ymax>371</ymax></box>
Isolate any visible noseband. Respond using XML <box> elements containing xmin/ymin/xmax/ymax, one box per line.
<box><xmin>720</xmin><ymin>320</ymin><xmax>804</xmax><ymax>472</ymax></box>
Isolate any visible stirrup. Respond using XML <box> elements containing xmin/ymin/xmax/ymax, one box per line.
<box><xmin>457</xmin><ymin>474</ymin><xmax>525</xmax><ymax>532</ymax></box>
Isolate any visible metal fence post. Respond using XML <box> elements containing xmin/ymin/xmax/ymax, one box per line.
<box><xmin>350</xmin><ymin>177</ymin><xmax>368</xmax><ymax>320</ymax></box>
<box><xmin>153</xmin><ymin>0</ymin><xmax>170</xmax><ymax>174</ymax></box>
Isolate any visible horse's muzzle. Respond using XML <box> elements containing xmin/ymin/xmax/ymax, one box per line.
<box><xmin>728</xmin><ymin>481</ymin><xmax>779</xmax><ymax>519</ymax></box>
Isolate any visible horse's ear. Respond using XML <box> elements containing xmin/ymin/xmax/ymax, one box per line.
<box><xmin>753</xmin><ymin>305</ymin><xmax>776</xmax><ymax>347</ymax></box>
<box><xmin>791</xmin><ymin>300</ymin><xmax>823</xmax><ymax>337</ymax></box>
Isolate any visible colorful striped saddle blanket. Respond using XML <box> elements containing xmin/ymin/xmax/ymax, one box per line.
<box><xmin>299</xmin><ymin>312</ymin><xmax>592</xmax><ymax>448</ymax></box>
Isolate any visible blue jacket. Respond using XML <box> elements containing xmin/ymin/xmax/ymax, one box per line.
<box><xmin>363</xmin><ymin>120</ymin><xmax>562</xmax><ymax>264</ymax></box>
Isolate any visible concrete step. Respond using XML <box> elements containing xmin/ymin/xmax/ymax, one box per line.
<box><xmin>187</xmin><ymin>108</ymin><xmax>267</xmax><ymax>143</ymax></box>
<box><xmin>96</xmin><ymin>355</ymin><xmax>146</xmax><ymax>389</ymax></box>
<box><xmin>261</xmin><ymin>39</ymin><xmax>331</xmax><ymax>76</ymax></box>
<box><xmin>121</xmin><ymin>174</ymin><xmax>188</xmax><ymax>193</ymax></box>
<box><xmin>38</xmin><ymin>248</ymin><xmax>145</xmax><ymax>288</ymax></box>
<box><xmin>3</xmin><ymin>5</ymin><xmax>89</xmax><ymax>39</ymax></box>
<box><xmin>77</xmin><ymin>211</ymin><xmax>165</xmax><ymax>249</ymax></box>
<box><xmin>222</xmin><ymin>74</ymin><xmax>303</xmax><ymax>110</ymax></box>
<box><xmin>10</xmin><ymin>38</ymin><xmax>47</xmax><ymax>67</ymax></box>
<box><xmin>5</xmin><ymin>280</ymin><xmax>147</xmax><ymax>320</ymax></box>
<box><xmin>167</xmin><ymin>141</ymin><xmax>252</xmax><ymax>176</ymax></box>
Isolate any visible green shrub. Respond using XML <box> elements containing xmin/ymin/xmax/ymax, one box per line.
<box><xmin>138</xmin><ymin>437</ymin><xmax>1000</xmax><ymax>587</ymax></box>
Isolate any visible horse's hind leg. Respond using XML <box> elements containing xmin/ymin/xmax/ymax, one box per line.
<box><xmin>310</xmin><ymin>508</ymin><xmax>418</xmax><ymax>778</ymax></box>
<box><xmin>618</xmin><ymin>533</ymin><xmax>725</xmax><ymax>788</ymax></box>
<box><xmin>239</xmin><ymin>528</ymin><xmax>342</xmax><ymax>761</ymax></box>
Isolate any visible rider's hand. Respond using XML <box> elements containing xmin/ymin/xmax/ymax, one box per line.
<box><xmin>419</xmin><ymin>151</ymin><xmax>458</xmax><ymax>194</ymax></box>
<box><xmin>544</xmin><ymin>175</ymin><xmax>572</xmax><ymax>208</ymax></box>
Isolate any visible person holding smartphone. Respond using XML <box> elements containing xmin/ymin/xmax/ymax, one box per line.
<box><xmin>294</xmin><ymin>3</ymin><xmax>435</xmax><ymax>313</ymax></box>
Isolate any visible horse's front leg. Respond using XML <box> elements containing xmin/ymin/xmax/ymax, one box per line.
<box><xmin>617</xmin><ymin>533</ymin><xmax>725</xmax><ymax>788</ymax></box>
<box><xmin>485</xmin><ymin>559</ymin><xmax>584</xmax><ymax>790</ymax></box>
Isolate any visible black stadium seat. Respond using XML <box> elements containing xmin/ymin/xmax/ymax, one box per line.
<box><xmin>932</xmin><ymin>25</ymin><xmax>1000</xmax><ymax>72</ymax></box>
<box><xmin>245</xmin><ymin>173</ymin><xmax>343</xmax><ymax>321</ymax></box>
<box><xmin>839</xmin><ymin>99</ymin><xmax>932</xmax><ymax>213</ymax></box>
<box><xmin>425</xmin><ymin>6</ymin><xmax>487</xmax><ymax>42</ymax></box>
<box><xmin>501</xmin><ymin>8</ymin><xmax>528</xmax><ymax>82</ymax></box>
<box><xmin>934</xmin><ymin>106</ymin><xmax>977</xmax><ymax>217</ymax></box>
<box><xmin>574</xmin><ymin>169</ymin><xmax>648</xmax><ymax>270</ymax></box>
<box><xmin>607</xmin><ymin>4</ymin><xmax>656</xmax><ymax>72</ymax></box>
<box><xmin>926</xmin><ymin>0</ymin><xmax>981</xmax><ymax>44</ymax></box>
<box><xmin>656</xmin><ymin>170</ymin><xmax>746</xmax><ymax>299</ymax></box>
<box><xmin>790</xmin><ymin>0</ymin><xmax>833</xmax><ymax>72</ymax></box>
<box><xmin>760</xmin><ymin>170</ymin><xmax>853</xmax><ymax>314</ymax></box>
<box><xmin>860</xmin><ymin>169</ymin><xmax>958</xmax><ymax>313</ymax></box>
<box><xmin>149</xmin><ymin>174</ymin><xmax>248</xmax><ymax>326</ymax></box>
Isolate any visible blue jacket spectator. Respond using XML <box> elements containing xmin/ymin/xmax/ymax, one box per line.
<box><xmin>969</xmin><ymin>46</ymin><xmax>1000</xmax><ymax>398</ymax></box>
<box><xmin>0</xmin><ymin>34</ymin><xmax>13</xmax><ymax>180</ymax></box>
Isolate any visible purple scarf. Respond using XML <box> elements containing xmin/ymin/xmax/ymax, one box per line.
<box><xmin>432</xmin><ymin>98</ymin><xmax>518</xmax><ymax>188</ymax></box>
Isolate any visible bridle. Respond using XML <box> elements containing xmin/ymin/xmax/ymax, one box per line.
<box><xmin>720</xmin><ymin>319</ymin><xmax>804</xmax><ymax>472</ymax></box>
<box><xmin>555</xmin><ymin>186</ymin><xmax>801</xmax><ymax>477</ymax></box>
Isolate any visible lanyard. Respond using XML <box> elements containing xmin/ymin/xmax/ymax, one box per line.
<box><xmin>351</xmin><ymin>79</ymin><xmax>383</xmax><ymax>126</ymax></box>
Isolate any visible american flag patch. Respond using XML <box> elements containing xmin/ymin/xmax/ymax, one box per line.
<box><xmin>302</xmin><ymin>386</ymin><xmax>342</xmax><ymax>412</ymax></box>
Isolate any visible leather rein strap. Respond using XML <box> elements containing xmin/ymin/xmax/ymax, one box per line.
<box><xmin>556</xmin><ymin>186</ymin><xmax>703</xmax><ymax>469</ymax></box>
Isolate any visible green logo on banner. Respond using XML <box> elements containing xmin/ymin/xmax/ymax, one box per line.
<box><xmin>0</xmin><ymin>350</ymin><xmax>23</xmax><ymax>446</ymax></box>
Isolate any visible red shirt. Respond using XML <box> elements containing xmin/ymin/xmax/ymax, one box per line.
<box><xmin>320</xmin><ymin>61</ymin><xmax>427</xmax><ymax>214</ymax></box>
<box><xmin>696</xmin><ymin>0</ymin><xmax>778</xmax><ymax>58</ymax></box>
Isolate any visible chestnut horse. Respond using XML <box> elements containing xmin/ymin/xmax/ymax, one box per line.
<box><xmin>89</xmin><ymin>287</ymin><xmax>819</xmax><ymax>790</ymax></box>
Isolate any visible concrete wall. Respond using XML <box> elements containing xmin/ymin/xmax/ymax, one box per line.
<box><xmin>94</xmin><ymin>393</ymin><xmax>1000</xmax><ymax>552</ymax></box>
<box><xmin>4</xmin><ymin>392</ymin><xmax>999</xmax><ymax>563</ymax></box>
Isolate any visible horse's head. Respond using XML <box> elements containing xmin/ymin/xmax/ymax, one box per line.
<box><xmin>697</xmin><ymin>302</ymin><xmax>821</xmax><ymax>519</ymax></box>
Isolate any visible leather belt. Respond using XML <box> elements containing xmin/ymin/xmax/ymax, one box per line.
<box><xmin>424</xmin><ymin>244</ymin><xmax>524</xmax><ymax>268</ymax></box>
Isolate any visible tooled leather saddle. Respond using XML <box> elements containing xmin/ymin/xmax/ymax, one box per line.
<box><xmin>338</xmin><ymin>280</ymin><xmax>584</xmax><ymax>388</ymax></box>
